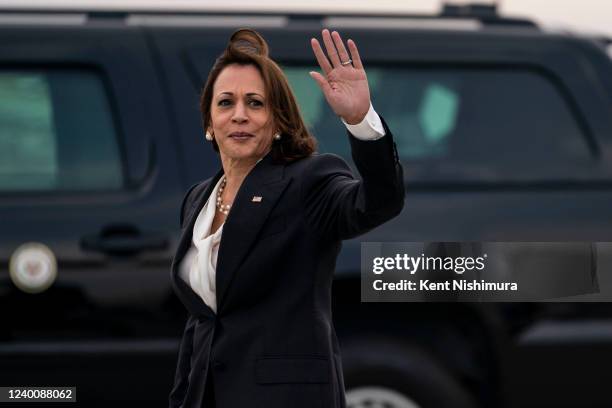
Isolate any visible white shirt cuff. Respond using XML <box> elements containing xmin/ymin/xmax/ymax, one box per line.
<box><xmin>341</xmin><ymin>102</ymin><xmax>386</xmax><ymax>140</ymax></box>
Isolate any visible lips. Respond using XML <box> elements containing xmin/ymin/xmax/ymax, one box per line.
<box><xmin>229</xmin><ymin>132</ymin><xmax>254</xmax><ymax>140</ymax></box>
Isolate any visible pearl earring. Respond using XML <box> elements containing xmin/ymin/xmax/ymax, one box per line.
<box><xmin>273</xmin><ymin>132</ymin><xmax>281</xmax><ymax>141</ymax></box>
<box><xmin>205</xmin><ymin>131</ymin><xmax>213</xmax><ymax>141</ymax></box>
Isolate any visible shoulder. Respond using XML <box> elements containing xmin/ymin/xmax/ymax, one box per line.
<box><xmin>285</xmin><ymin>153</ymin><xmax>356</xmax><ymax>203</ymax></box>
<box><xmin>285</xmin><ymin>153</ymin><xmax>353</xmax><ymax>180</ymax></box>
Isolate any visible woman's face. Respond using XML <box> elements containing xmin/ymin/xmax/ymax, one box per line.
<box><xmin>209</xmin><ymin>64</ymin><xmax>276</xmax><ymax>163</ymax></box>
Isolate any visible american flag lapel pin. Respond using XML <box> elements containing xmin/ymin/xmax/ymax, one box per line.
<box><xmin>252</xmin><ymin>196</ymin><xmax>263</xmax><ymax>203</ymax></box>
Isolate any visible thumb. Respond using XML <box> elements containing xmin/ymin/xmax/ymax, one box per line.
<box><xmin>309</xmin><ymin>71</ymin><xmax>331</xmax><ymax>94</ymax></box>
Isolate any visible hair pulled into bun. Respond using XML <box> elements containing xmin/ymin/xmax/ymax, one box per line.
<box><xmin>228</xmin><ymin>28</ymin><xmax>269</xmax><ymax>58</ymax></box>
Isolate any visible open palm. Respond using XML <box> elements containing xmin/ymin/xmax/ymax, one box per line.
<box><xmin>310</xmin><ymin>29</ymin><xmax>371</xmax><ymax>125</ymax></box>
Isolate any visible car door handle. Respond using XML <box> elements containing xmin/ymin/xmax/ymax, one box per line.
<box><xmin>81</xmin><ymin>224</ymin><xmax>168</xmax><ymax>255</ymax></box>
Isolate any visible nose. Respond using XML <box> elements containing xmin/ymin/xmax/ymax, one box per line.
<box><xmin>231</xmin><ymin>101</ymin><xmax>248</xmax><ymax>124</ymax></box>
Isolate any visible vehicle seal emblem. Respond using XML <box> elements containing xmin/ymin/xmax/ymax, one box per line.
<box><xmin>9</xmin><ymin>242</ymin><xmax>58</xmax><ymax>294</ymax></box>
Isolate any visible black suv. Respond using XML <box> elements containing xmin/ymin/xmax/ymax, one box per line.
<box><xmin>1</xmin><ymin>4</ymin><xmax>612</xmax><ymax>407</ymax></box>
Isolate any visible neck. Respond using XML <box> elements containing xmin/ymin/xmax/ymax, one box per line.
<box><xmin>221</xmin><ymin>157</ymin><xmax>257</xmax><ymax>189</ymax></box>
<box><xmin>219</xmin><ymin>153</ymin><xmax>267</xmax><ymax>199</ymax></box>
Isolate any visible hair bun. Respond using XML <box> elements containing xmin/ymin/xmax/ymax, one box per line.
<box><xmin>229</xmin><ymin>28</ymin><xmax>269</xmax><ymax>58</ymax></box>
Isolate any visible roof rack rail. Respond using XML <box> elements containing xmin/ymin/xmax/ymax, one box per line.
<box><xmin>440</xmin><ymin>2</ymin><xmax>538</xmax><ymax>28</ymax></box>
<box><xmin>0</xmin><ymin>3</ymin><xmax>540</xmax><ymax>31</ymax></box>
<box><xmin>595</xmin><ymin>36</ymin><xmax>612</xmax><ymax>46</ymax></box>
<box><xmin>589</xmin><ymin>35</ymin><xmax>612</xmax><ymax>58</ymax></box>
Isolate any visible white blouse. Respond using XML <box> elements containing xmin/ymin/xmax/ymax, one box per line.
<box><xmin>178</xmin><ymin>176</ymin><xmax>225</xmax><ymax>313</ymax></box>
<box><xmin>178</xmin><ymin>105</ymin><xmax>386</xmax><ymax>314</ymax></box>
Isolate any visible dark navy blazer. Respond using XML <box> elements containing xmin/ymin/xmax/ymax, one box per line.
<box><xmin>169</xmin><ymin>117</ymin><xmax>404</xmax><ymax>408</ymax></box>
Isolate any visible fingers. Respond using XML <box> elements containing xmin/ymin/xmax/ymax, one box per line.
<box><xmin>347</xmin><ymin>39</ymin><xmax>364</xmax><ymax>70</ymax></box>
<box><xmin>310</xmin><ymin>38</ymin><xmax>332</xmax><ymax>76</ymax></box>
<box><xmin>331</xmin><ymin>31</ymin><xmax>351</xmax><ymax>66</ymax></box>
<box><xmin>321</xmin><ymin>29</ymin><xmax>341</xmax><ymax>68</ymax></box>
<box><xmin>312</xmin><ymin>29</ymin><xmax>360</xmax><ymax>71</ymax></box>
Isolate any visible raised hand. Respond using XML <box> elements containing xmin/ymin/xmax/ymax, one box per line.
<box><xmin>310</xmin><ymin>29</ymin><xmax>371</xmax><ymax>125</ymax></box>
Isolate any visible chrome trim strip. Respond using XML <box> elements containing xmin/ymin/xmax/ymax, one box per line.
<box><xmin>0</xmin><ymin>13</ymin><xmax>86</xmax><ymax>25</ymax></box>
<box><xmin>126</xmin><ymin>15</ymin><xmax>288</xmax><ymax>28</ymax></box>
<box><xmin>323</xmin><ymin>17</ymin><xmax>482</xmax><ymax>30</ymax></box>
<box><xmin>0</xmin><ymin>339</ymin><xmax>179</xmax><ymax>354</ymax></box>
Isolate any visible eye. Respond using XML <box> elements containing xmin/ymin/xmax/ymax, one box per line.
<box><xmin>218</xmin><ymin>99</ymin><xmax>232</xmax><ymax>106</ymax></box>
<box><xmin>248</xmin><ymin>99</ymin><xmax>263</xmax><ymax>107</ymax></box>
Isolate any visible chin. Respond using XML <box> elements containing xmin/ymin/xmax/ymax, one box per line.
<box><xmin>222</xmin><ymin>149</ymin><xmax>260</xmax><ymax>162</ymax></box>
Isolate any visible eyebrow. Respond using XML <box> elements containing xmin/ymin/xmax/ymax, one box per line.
<box><xmin>217</xmin><ymin>92</ymin><xmax>264</xmax><ymax>98</ymax></box>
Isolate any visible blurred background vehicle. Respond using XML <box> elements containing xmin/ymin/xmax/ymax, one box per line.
<box><xmin>1</xmin><ymin>1</ymin><xmax>612</xmax><ymax>407</ymax></box>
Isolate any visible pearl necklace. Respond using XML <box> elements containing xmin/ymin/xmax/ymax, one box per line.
<box><xmin>216</xmin><ymin>176</ymin><xmax>231</xmax><ymax>215</ymax></box>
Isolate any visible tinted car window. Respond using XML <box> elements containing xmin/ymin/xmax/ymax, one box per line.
<box><xmin>284</xmin><ymin>66</ymin><xmax>593</xmax><ymax>183</ymax></box>
<box><xmin>0</xmin><ymin>70</ymin><xmax>122</xmax><ymax>192</ymax></box>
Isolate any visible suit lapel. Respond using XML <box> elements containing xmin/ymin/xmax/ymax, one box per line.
<box><xmin>216</xmin><ymin>155</ymin><xmax>290</xmax><ymax>311</ymax></box>
<box><xmin>171</xmin><ymin>153</ymin><xmax>290</xmax><ymax>316</ymax></box>
<box><xmin>175</xmin><ymin>170</ymin><xmax>223</xmax><ymax>266</ymax></box>
<box><xmin>170</xmin><ymin>169</ymin><xmax>222</xmax><ymax>318</ymax></box>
